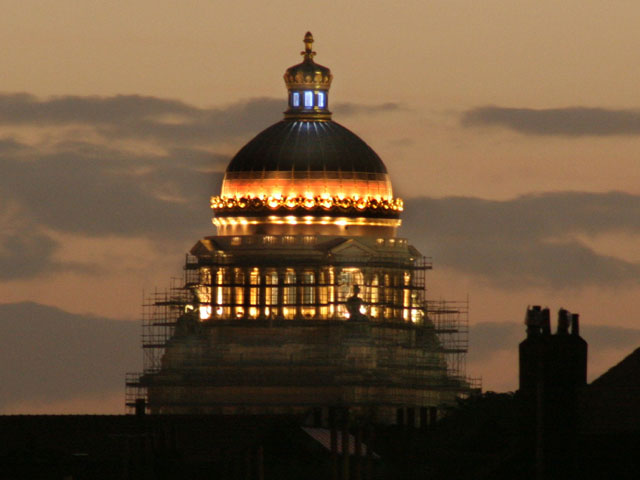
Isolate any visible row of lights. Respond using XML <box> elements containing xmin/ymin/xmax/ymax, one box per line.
<box><xmin>210</xmin><ymin>195</ymin><xmax>403</xmax><ymax>212</ymax></box>
<box><xmin>212</xmin><ymin>215</ymin><xmax>401</xmax><ymax>227</ymax></box>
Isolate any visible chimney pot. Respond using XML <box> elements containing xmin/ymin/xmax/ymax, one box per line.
<box><xmin>571</xmin><ymin>313</ymin><xmax>580</xmax><ymax>336</ymax></box>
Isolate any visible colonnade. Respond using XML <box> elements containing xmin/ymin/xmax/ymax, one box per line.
<box><xmin>196</xmin><ymin>264</ymin><xmax>424</xmax><ymax>322</ymax></box>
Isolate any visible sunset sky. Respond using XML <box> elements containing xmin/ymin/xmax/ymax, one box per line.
<box><xmin>1</xmin><ymin>1</ymin><xmax>639</xmax><ymax>412</ymax></box>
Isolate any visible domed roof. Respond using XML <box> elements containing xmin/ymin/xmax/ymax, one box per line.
<box><xmin>226</xmin><ymin>120</ymin><xmax>388</xmax><ymax>174</ymax></box>
<box><xmin>211</xmin><ymin>33</ymin><xmax>403</xmax><ymax>237</ymax></box>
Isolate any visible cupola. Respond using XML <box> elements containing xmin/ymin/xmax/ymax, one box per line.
<box><xmin>283</xmin><ymin>32</ymin><xmax>333</xmax><ymax>120</ymax></box>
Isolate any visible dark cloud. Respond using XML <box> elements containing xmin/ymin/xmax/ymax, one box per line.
<box><xmin>333</xmin><ymin>102</ymin><xmax>405</xmax><ymax>116</ymax></box>
<box><xmin>0</xmin><ymin>139</ymin><xmax>221</xmax><ymax>239</ymax></box>
<box><xmin>0</xmin><ymin>93</ymin><xmax>401</xmax><ymax>145</ymax></box>
<box><xmin>0</xmin><ymin>136</ymin><xmax>224</xmax><ymax>278</ymax></box>
<box><xmin>0</xmin><ymin>230</ymin><xmax>59</xmax><ymax>280</ymax></box>
<box><xmin>461</xmin><ymin>106</ymin><xmax>640</xmax><ymax>136</ymax></box>
<box><xmin>401</xmin><ymin>192</ymin><xmax>640</xmax><ymax>288</ymax></box>
<box><xmin>0</xmin><ymin>93</ymin><xmax>284</xmax><ymax>145</ymax></box>
<box><xmin>0</xmin><ymin>302</ymin><xmax>139</xmax><ymax>409</ymax></box>
<box><xmin>0</xmin><ymin>93</ymin><xmax>198</xmax><ymax>125</ymax></box>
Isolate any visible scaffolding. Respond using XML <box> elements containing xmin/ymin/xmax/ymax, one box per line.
<box><xmin>126</xmin><ymin>242</ymin><xmax>480</xmax><ymax>412</ymax></box>
<box><xmin>425</xmin><ymin>299</ymin><xmax>479</xmax><ymax>390</ymax></box>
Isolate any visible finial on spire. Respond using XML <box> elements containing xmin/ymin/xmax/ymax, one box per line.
<box><xmin>284</xmin><ymin>32</ymin><xmax>332</xmax><ymax>120</ymax></box>
<box><xmin>302</xmin><ymin>31</ymin><xmax>316</xmax><ymax>60</ymax></box>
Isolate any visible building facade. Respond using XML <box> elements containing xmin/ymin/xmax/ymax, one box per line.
<box><xmin>127</xmin><ymin>33</ymin><xmax>475</xmax><ymax>425</ymax></box>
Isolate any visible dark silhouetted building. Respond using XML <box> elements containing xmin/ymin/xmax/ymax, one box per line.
<box><xmin>519</xmin><ymin>306</ymin><xmax>588</xmax><ymax>479</ymax></box>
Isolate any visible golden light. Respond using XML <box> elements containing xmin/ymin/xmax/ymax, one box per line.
<box><xmin>211</xmin><ymin>194</ymin><xmax>403</xmax><ymax>218</ymax></box>
<box><xmin>199</xmin><ymin>305</ymin><xmax>212</xmax><ymax>320</ymax></box>
<box><xmin>267</xmin><ymin>196</ymin><xmax>280</xmax><ymax>208</ymax></box>
<box><xmin>285</xmin><ymin>196</ymin><xmax>298</xmax><ymax>208</ymax></box>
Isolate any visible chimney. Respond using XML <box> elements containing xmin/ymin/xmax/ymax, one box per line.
<box><xmin>571</xmin><ymin>313</ymin><xmax>580</xmax><ymax>336</ymax></box>
<box><xmin>541</xmin><ymin>308</ymin><xmax>551</xmax><ymax>335</ymax></box>
<box><xmin>557</xmin><ymin>309</ymin><xmax>570</xmax><ymax>335</ymax></box>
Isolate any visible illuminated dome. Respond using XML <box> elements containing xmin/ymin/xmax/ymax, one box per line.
<box><xmin>212</xmin><ymin>32</ymin><xmax>402</xmax><ymax>236</ymax></box>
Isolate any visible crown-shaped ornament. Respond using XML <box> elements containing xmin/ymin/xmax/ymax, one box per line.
<box><xmin>283</xmin><ymin>32</ymin><xmax>333</xmax><ymax>90</ymax></box>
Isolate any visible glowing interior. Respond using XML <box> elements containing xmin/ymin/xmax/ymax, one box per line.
<box><xmin>195</xmin><ymin>265</ymin><xmax>424</xmax><ymax>323</ymax></box>
<box><xmin>221</xmin><ymin>172</ymin><xmax>394</xmax><ymax>201</ymax></box>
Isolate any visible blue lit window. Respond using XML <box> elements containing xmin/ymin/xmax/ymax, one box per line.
<box><xmin>304</xmin><ymin>91</ymin><xmax>313</xmax><ymax>108</ymax></box>
<box><xmin>317</xmin><ymin>92</ymin><xmax>325</xmax><ymax>108</ymax></box>
<box><xmin>292</xmin><ymin>92</ymin><xmax>300</xmax><ymax>107</ymax></box>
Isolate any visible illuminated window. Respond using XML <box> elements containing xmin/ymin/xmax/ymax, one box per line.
<box><xmin>338</xmin><ymin>268</ymin><xmax>364</xmax><ymax>318</ymax></box>
<box><xmin>265</xmin><ymin>270</ymin><xmax>278</xmax><ymax>308</ymax></box>
<box><xmin>317</xmin><ymin>91</ymin><xmax>325</xmax><ymax>108</ymax></box>
<box><xmin>292</xmin><ymin>92</ymin><xmax>300</xmax><ymax>107</ymax></box>
<box><xmin>301</xmin><ymin>271</ymin><xmax>315</xmax><ymax>304</ymax></box>
<box><xmin>250</xmin><ymin>268</ymin><xmax>260</xmax><ymax>318</ymax></box>
<box><xmin>234</xmin><ymin>268</ymin><xmax>245</xmax><ymax>318</ymax></box>
<box><xmin>328</xmin><ymin>267</ymin><xmax>336</xmax><ymax>317</ymax></box>
<box><xmin>216</xmin><ymin>268</ymin><xmax>231</xmax><ymax>318</ymax></box>
<box><xmin>284</xmin><ymin>269</ymin><xmax>297</xmax><ymax>315</ymax></box>
<box><xmin>304</xmin><ymin>91</ymin><xmax>313</xmax><ymax>108</ymax></box>
<box><xmin>370</xmin><ymin>274</ymin><xmax>379</xmax><ymax>319</ymax></box>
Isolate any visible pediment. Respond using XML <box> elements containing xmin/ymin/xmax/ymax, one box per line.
<box><xmin>190</xmin><ymin>237</ymin><xmax>221</xmax><ymax>257</ymax></box>
<box><xmin>328</xmin><ymin>238</ymin><xmax>376</xmax><ymax>257</ymax></box>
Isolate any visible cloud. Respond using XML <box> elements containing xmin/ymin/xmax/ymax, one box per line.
<box><xmin>401</xmin><ymin>192</ymin><xmax>640</xmax><ymax>288</ymax></box>
<box><xmin>0</xmin><ymin>93</ymin><xmax>401</xmax><ymax>146</ymax></box>
<box><xmin>0</xmin><ymin>139</ymin><xmax>220</xmax><ymax>238</ymax></box>
<box><xmin>0</xmin><ymin>93</ymin><xmax>284</xmax><ymax>145</ymax></box>
<box><xmin>0</xmin><ymin>136</ymin><xmax>222</xmax><ymax>278</ymax></box>
<box><xmin>0</xmin><ymin>229</ymin><xmax>60</xmax><ymax>280</ymax></box>
<box><xmin>461</xmin><ymin>106</ymin><xmax>640</xmax><ymax>136</ymax></box>
<box><xmin>333</xmin><ymin>102</ymin><xmax>405</xmax><ymax>116</ymax></box>
<box><xmin>0</xmin><ymin>302</ymin><xmax>139</xmax><ymax>411</ymax></box>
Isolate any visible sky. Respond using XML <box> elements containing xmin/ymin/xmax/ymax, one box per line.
<box><xmin>1</xmin><ymin>1</ymin><xmax>639</xmax><ymax>412</ymax></box>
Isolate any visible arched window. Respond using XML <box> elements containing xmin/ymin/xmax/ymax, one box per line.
<box><xmin>317</xmin><ymin>91</ymin><xmax>325</xmax><ymax>108</ymax></box>
<box><xmin>292</xmin><ymin>92</ymin><xmax>300</xmax><ymax>107</ymax></box>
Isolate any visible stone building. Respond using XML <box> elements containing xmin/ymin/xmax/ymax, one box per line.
<box><xmin>127</xmin><ymin>33</ymin><xmax>475</xmax><ymax>425</ymax></box>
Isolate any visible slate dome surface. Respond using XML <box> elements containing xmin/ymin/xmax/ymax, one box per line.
<box><xmin>225</xmin><ymin>120</ymin><xmax>388</xmax><ymax>174</ymax></box>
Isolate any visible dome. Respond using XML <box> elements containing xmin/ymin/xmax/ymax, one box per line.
<box><xmin>211</xmin><ymin>33</ymin><xmax>403</xmax><ymax>237</ymax></box>
<box><xmin>226</xmin><ymin>120</ymin><xmax>387</xmax><ymax>174</ymax></box>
